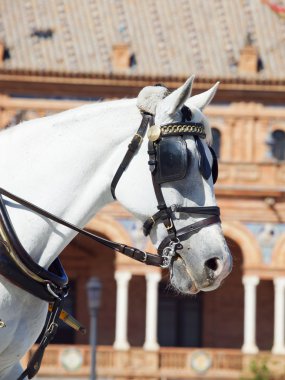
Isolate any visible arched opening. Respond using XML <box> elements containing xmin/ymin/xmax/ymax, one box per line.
<box><xmin>158</xmin><ymin>272</ymin><xmax>202</xmax><ymax>347</ymax></box>
<box><xmin>272</xmin><ymin>232</ymin><xmax>285</xmax><ymax>268</ymax></box>
<box><xmin>158</xmin><ymin>237</ymin><xmax>245</xmax><ymax>349</ymax></box>
<box><xmin>222</xmin><ymin>221</ymin><xmax>262</xmax><ymax>269</ymax></box>
<box><xmin>52</xmin><ymin>230</ymin><xmax>116</xmax><ymax>345</ymax></box>
<box><xmin>202</xmin><ymin>238</ymin><xmax>244</xmax><ymax>348</ymax></box>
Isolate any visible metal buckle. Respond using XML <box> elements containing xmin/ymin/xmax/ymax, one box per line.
<box><xmin>46</xmin><ymin>283</ymin><xmax>61</xmax><ymax>299</ymax></box>
<box><xmin>135</xmin><ymin>133</ymin><xmax>143</xmax><ymax>145</ymax></box>
<box><xmin>141</xmin><ymin>251</ymin><xmax>147</xmax><ymax>263</ymax></box>
<box><xmin>160</xmin><ymin>239</ymin><xmax>180</xmax><ymax>268</ymax></box>
<box><xmin>166</xmin><ymin>219</ymin><xmax>174</xmax><ymax>231</ymax></box>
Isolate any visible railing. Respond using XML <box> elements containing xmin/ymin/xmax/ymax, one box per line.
<box><xmin>22</xmin><ymin>345</ymin><xmax>285</xmax><ymax>379</ymax></box>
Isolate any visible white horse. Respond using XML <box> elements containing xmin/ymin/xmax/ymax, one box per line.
<box><xmin>0</xmin><ymin>76</ymin><xmax>231</xmax><ymax>379</ymax></box>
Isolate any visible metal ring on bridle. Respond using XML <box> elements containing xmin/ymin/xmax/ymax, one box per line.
<box><xmin>160</xmin><ymin>238</ymin><xmax>181</xmax><ymax>268</ymax></box>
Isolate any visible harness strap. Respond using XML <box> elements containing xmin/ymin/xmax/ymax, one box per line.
<box><xmin>158</xmin><ymin>215</ymin><xmax>221</xmax><ymax>254</ymax></box>
<box><xmin>176</xmin><ymin>206</ymin><xmax>220</xmax><ymax>215</ymax></box>
<box><xmin>111</xmin><ymin>113</ymin><xmax>152</xmax><ymax>199</ymax></box>
<box><xmin>143</xmin><ymin>206</ymin><xmax>220</xmax><ymax>236</ymax></box>
<box><xmin>146</xmin><ymin>127</ymin><xmax>221</xmax><ymax>263</ymax></box>
<box><xmin>148</xmin><ymin>140</ymin><xmax>177</xmax><ymax>239</ymax></box>
<box><xmin>17</xmin><ymin>298</ymin><xmax>64</xmax><ymax>380</ymax></box>
<box><xmin>0</xmin><ymin>188</ymin><xmax>163</xmax><ymax>267</ymax></box>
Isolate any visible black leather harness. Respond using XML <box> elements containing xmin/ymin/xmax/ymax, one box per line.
<box><xmin>0</xmin><ymin>107</ymin><xmax>220</xmax><ymax>379</ymax></box>
<box><xmin>111</xmin><ymin>110</ymin><xmax>220</xmax><ymax>268</ymax></box>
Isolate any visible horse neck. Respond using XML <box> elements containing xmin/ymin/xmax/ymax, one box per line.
<box><xmin>0</xmin><ymin>98</ymin><xmax>139</xmax><ymax>268</ymax></box>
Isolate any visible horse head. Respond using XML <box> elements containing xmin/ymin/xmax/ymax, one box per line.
<box><xmin>116</xmin><ymin>76</ymin><xmax>232</xmax><ymax>294</ymax></box>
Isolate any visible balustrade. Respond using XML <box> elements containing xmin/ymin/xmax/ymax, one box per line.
<box><xmin>23</xmin><ymin>345</ymin><xmax>284</xmax><ymax>379</ymax></box>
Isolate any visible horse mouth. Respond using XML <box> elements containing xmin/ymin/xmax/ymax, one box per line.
<box><xmin>170</xmin><ymin>254</ymin><xmax>200</xmax><ymax>294</ymax></box>
<box><xmin>170</xmin><ymin>253</ymin><xmax>222</xmax><ymax>294</ymax></box>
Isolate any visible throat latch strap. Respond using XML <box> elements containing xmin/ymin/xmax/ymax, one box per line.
<box><xmin>111</xmin><ymin>113</ymin><xmax>153</xmax><ymax>199</ymax></box>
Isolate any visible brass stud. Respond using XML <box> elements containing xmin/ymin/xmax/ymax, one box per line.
<box><xmin>147</xmin><ymin>125</ymin><xmax>161</xmax><ymax>141</ymax></box>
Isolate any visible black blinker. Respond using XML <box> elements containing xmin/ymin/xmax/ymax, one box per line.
<box><xmin>195</xmin><ymin>136</ymin><xmax>212</xmax><ymax>180</ymax></box>
<box><xmin>209</xmin><ymin>146</ymin><xmax>218</xmax><ymax>184</ymax></box>
<box><xmin>156</xmin><ymin>136</ymin><xmax>188</xmax><ymax>184</ymax></box>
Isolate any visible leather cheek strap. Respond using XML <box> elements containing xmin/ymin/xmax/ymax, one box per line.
<box><xmin>157</xmin><ymin>215</ymin><xmax>221</xmax><ymax>254</ymax></box>
<box><xmin>111</xmin><ymin>113</ymin><xmax>153</xmax><ymax>199</ymax></box>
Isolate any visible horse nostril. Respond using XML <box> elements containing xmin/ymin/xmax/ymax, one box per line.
<box><xmin>205</xmin><ymin>257</ymin><xmax>220</xmax><ymax>272</ymax></box>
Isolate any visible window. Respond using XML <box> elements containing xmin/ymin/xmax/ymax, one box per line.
<box><xmin>158</xmin><ymin>283</ymin><xmax>202</xmax><ymax>347</ymax></box>
<box><xmin>272</xmin><ymin>129</ymin><xmax>285</xmax><ymax>161</ymax></box>
<box><xmin>212</xmin><ymin>128</ymin><xmax>221</xmax><ymax>159</ymax></box>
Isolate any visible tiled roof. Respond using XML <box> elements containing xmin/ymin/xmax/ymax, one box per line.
<box><xmin>0</xmin><ymin>0</ymin><xmax>285</xmax><ymax>81</ymax></box>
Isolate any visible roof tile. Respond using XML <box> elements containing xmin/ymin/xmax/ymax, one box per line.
<box><xmin>0</xmin><ymin>0</ymin><xmax>284</xmax><ymax>80</ymax></box>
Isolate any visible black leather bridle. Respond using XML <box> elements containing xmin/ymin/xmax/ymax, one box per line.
<box><xmin>111</xmin><ymin>110</ymin><xmax>221</xmax><ymax>268</ymax></box>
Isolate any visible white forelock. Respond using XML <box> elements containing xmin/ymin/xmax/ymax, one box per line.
<box><xmin>136</xmin><ymin>85</ymin><xmax>169</xmax><ymax>115</ymax></box>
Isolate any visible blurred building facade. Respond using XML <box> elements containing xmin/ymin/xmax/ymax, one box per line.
<box><xmin>1</xmin><ymin>0</ymin><xmax>285</xmax><ymax>378</ymax></box>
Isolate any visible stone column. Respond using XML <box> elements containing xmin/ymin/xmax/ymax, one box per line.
<box><xmin>143</xmin><ymin>272</ymin><xmax>161</xmax><ymax>351</ymax></box>
<box><xmin>113</xmin><ymin>271</ymin><xmax>132</xmax><ymax>350</ymax></box>
<box><xmin>272</xmin><ymin>277</ymin><xmax>285</xmax><ymax>354</ymax></box>
<box><xmin>242</xmin><ymin>275</ymin><xmax>260</xmax><ymax>354</ymax></box>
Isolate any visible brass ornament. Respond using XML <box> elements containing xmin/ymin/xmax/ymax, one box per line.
<box><xmin>147</xmin><ymin>125</ymin><xmax>161</xmax><ymax>141</ymax></box>
<box><xmin>160</xmin><ymin>123</ymin><xmax>206</xmax><ymax>138</ymax></box>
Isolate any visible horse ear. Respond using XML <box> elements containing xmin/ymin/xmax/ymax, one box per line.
<box><xmin>187</xmin><ymin>82</ymin><xmax>220</xmax><ymax>110</ymax></box>
<box><xmin>166</xmin><ymin>75</ymin><xmax>195</xmax><ymax>115</ymax></box>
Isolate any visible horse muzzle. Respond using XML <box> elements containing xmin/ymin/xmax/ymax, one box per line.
<box><xmin>170</xmin><ymin>244</ymin><xmax>232</xmax><ymax>294</ymax></box>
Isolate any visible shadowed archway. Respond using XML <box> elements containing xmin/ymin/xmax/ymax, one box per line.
<box><xmin>202</xmin><ymin>238</ymin><xmax>244</xmax><ymax>348</ymax></box>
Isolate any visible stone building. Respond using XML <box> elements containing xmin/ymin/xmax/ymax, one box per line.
<box><xmin>0</xmin><ymin>0</ymin><xmax>285</xmax><ymax>378</ymax></box>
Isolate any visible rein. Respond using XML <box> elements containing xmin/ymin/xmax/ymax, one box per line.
<box><xmin>0</xmin><ymin>188</ymin><xmax>163</xmax><ymax>267</ymax></box>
